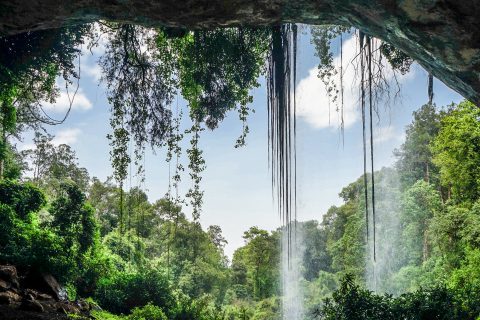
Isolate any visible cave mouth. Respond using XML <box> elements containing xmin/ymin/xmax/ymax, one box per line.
<box><xmin>0</xmin><ymin>4</ymin><xmax>478</xmax><ymax>320</ymax></box>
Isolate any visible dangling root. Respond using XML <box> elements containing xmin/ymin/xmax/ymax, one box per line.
<box><xmin>268</xmin><ymin>24</ymin><xmax>298</xmax><ymax>260</ymax></box>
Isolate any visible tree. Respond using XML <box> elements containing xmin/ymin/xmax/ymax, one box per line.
<box><xmin>431</xmin><ymin>100</ymin><xmax>480</xmax><ymax>203</ymax></box>
<box><xmin>49</xmin><ymin>182</ymin><xmax>98</xmax><ymax>267</ymax></box>
<box><xmin>207</xmin><ymin>225</ymin><xmax>228</xmax><ymax>251</ymax></box>
<box><xmin>314</xmin><ymin>275</ymin><xmax>468</xmax><ymax>320</ymax></box>
<box><xmin>88</xmin><ymin>177</ymin><xmax>122</xmax><ymax>236</ymax></box>
<box><xmin>233</xmin><ymin>227</ymin><xmax>280</xmax><ymax>300</ymax></box>
<box><xmin>0</xmin><ymin>26</ymin><xmax>92</xmax><ymax>179</ymax></box>
<box><xmin>394</xmin><ymin>103</ymin><xmax>443</xmax><ymax>188</ymax></box>
<box><xmin>322</xmin><ymin>177</ymin><xmax>366</xmax><ymax>279</ymax></box>
<box><xmin>22</xmin><ymin>132</ymin><xmax>90</xmax><ymax>192</ymax></box>
<box><xmin>0</xmin><ymin>179</ymin><xmax>46</xmax><ymax>220</ymax></box>
<box><xmin>400</xmin><ymin>180</ymin><xmax>442</xmax><ymax>265</ymax></box>
<box><xmin>301</xmin><ymin>220</ymin><xmax>332</xmax><ymax>281</ymax></box>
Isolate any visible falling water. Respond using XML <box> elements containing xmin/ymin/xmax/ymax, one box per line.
<box><xmin>281</xmin><ymin>224</ymin><xmax>305</xmax><ymax>320</ymax></box>
<box><xmin>365</xmin><ymin>169</ymin><xmax>403</xmax><ymax>294</ymax></box>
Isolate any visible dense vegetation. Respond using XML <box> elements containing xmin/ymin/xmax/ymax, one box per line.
<box><xmin>0</xmin><ymin>100</ymin><xmax>479</xmax><ymax>319</ymax></box>
<box><xmin>0</xmin><ymin>21</ymin><xmax>478</xmax><ymax>320</ymax></box>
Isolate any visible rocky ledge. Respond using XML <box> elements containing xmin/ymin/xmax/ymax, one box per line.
<box><xmin>0</xmin><ymin>265</ymin><xmax>93</xmax><ymax>320</ymax></box>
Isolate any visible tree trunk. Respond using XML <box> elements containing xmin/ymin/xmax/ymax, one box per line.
<box><xmin>422</xmin><ymin>227</ymin><xmax>429</xmax><ymax>263</ymax></box>
<box><xmin>425</xmin><ymin>162</ymin><xmax>430</xmax><ymax>184</ymax></box>
<box><xmin>0</xmin><ymin>130</ymin><xmax>6</xmax><ymax>180</ymax></box>
<box><xmin>0</xmin><ymin>0</ymin><xmax>479</xmax><ymax>104</ymax></box>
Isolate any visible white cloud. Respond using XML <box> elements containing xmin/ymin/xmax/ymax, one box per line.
<box><xmin>18</xmin><ymin>143</ymin><xmax>35</xmax><ymax>151</ymax></box>
<box><xmin>51</xmin><ymin>128</ymin><xmax>82</xmax><ymax>146</ymax></box>
<box><xmin>83</xmin><ymin>62</ymin><xmax>102</xmax><ymax>82</ymax></box>
<box><xmin>42</xmin><ymin>88</ymin><xmax>92</xmax><ymax>113</ymax></box>
<box><xmin>296</xmin><ymin>35</ymin><xmax>415</xmax><ymax>130</ymax></box>
<box><xmin>17</xmin><ymin>128</ymin><xmax>82</xmax><ymax>151</ymax></box>
<box><xmin>296</xmin><ymin>66</ymin><xmax>359</xmax><ymax>130</ymax></box>
<box><xmin>373</xmin><ymin>126</ymin><xmax>396</xmax><ymax>144</ymax></box>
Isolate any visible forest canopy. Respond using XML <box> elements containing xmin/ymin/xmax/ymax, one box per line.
<box><xmin>0</xmin><ymin>100</ymin><xmax>479</xmax><ymax>319</ymax></box>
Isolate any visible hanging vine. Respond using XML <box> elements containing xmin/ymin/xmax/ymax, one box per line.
<box><xmin>359</xmin><ymin>31</ymin><xmax>370</xmax><ymax>247</ymax></box>
<box><xmin>185</xmin><ymin>122</ymin><xmax>205</xmax><ymax>221</ymax></box>
<box><xmin>367</xmin><ymin>35</ymin><xmax>376</xmax><ymax>261</ymax></box>
<box><xmin>268</xmin><ymin>24</ymin><xmax>298</xmax><ymax>258</ymax></box>
<box><xmin>107</xmin><ymin>103</ymin><xmax>130</xmax><ymax>234</ymax></box>
<box><xmin>428</xmin><ymin>73</ymin><xmax>434</xmax><ymax>105</ymax></box>
<box><xmin>311</xmin><ymin>25</ymin><xmax>351</xmax><ymax>130</ymax></box>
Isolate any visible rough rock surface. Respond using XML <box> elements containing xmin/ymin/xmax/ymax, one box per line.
<box><xmin>0</xmin><ymin>0</ymin><xmax>479</xmax><ymax>104</ymax></box>
<box><xmin>0</xmin><ymin>265</ymin><xmax>92</xmax><ymax>320</ymax></box>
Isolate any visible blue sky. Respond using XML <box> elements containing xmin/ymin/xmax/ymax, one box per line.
<box><xmin>18</xmin><ymin>28</ymin><xmax>463</xmax><ymax>258</ymax></box>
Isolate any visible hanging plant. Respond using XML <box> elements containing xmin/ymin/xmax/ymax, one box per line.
<box><xmin>185</xmin><ymin>122</ymin><xmax>205</xmax><ymax>221</ymax></box>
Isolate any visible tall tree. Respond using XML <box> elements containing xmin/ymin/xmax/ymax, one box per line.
<box><xmin>431</xmin><ymin>101</ymin><xmax>480</xmax><ymax>203</ymax></box>
<box><xmin>394</xmin><ymin>103</ymin><xmax>443</xmax><ymax>188</ymax></box>
<box><xmin>22</xmin><ymin>132</ymin><xmax>90</xmax><ymax>192</ymax></box>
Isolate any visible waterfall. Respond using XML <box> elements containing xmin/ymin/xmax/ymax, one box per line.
<box><xmin>281</xmin><ymin>224</ymin><xmax>305</xmax><ymax>320</ymax></box>
<box><xmin>365</xmin><ymin>169</ymin><xmax>403</xmax><ymax>294</ymax></box>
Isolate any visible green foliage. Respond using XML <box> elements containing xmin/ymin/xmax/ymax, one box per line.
<box><xmin>88</xmin><ymin>177</ymin><xmax>122</xmax><ymax>236</ymax></box>
<box><xmin>91</xmin><ymin>310</ymin><xmax>125</xmax><ymax>320</ymax></box>
<box><xmin>394</xmin><ymin>103</ymin><xmax>443</xmax><ymax>188</ymax></box>
<box><xmin>401</xmin><ymin>180</ymin><xmax>442</xmax><ymax>265</ymax></box>
<box><xmin>432</xmin><ymin>100</ymin><xmax>480</xmax><ymax>202</ymax></box>
<box><xmin>380</xmin><ymin>43</ymin><xmax>413</xmax><ymax>75</ymax></box>
<box><xmin>101</xmin><ymin>25</ymin><xmax>273</xmax><ymax>219</ymax></box>
<box><xmin>302</xmin><ymin>221</ymin><xmax>332</xmax><ymax>281</ymax></box>
<box><xmin>174</xmin><ymin>28</ymin><xmax>269</xmax><ymax>129</ymax></box>
<box><xmin>0</xmin><ymin>26</ymin><xmax>91</xmax><ymax>162</ymax></box>
<box><xmin>251</xmin><ymin>297</ymin><xmax>280</xmax><ymax>320</ymax></box>
<box><xmin>129</xmin><ymin>304</ymin><xmax>167</xmax><ymax>320</ymax></box>
<box><xmin>0</xmin><ymin>179</ymin><xmax>46</xmax><ymax>219</ymax></box>
<box><xmin>448</xmin><ymin>247</ymin><xmax>480</xmax><ymax>317</ymax></box>
<box><xmin>231</xmin><ymin>227</ymin><xmax>280</xmax><ymax>301</ymax></box>
<box><xmin>95</xmin><ymin>268</ymin><xmax>175</xmax><ymax>316</ymax></box>
<box><xmin>311</xmin><ymin>25</ymin><xmax>350</xmax><ymax>104</ymax></box>
<box><xmin>21</xmin><ymin>132</ymin><xmax>90</xmax><ymax>193</ymax></box>
<box><xmin>0</xmin><ymin>26</ymin><xmax>89</xmax><ymax>89</ymax></box>
<box><xmin>50</xmin><ymin>182</ymin><xmax>98</xmax><ymax>256</ymax></box>
<box><xmin>0</xmin><ymin>179</ymin><xmax>108</xmax><ymax>289</ymax></box>
<box><xmin>315</xmin><ymin>276</ymin><xmax>469</xmax><ymax>320</ymax></box>
<box><xmin>2</xmin><ymin>143</ymin><xmax>25</xmax><ymax>179</ymax></box>
<box><xmin>322</xmin><ymin>176</ymin><xmax>368</xmax><ymax>280</ymax></box>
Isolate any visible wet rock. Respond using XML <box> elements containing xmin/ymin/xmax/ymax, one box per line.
<box><xmin>0</xmin><ymin>279</ymin><xmax>11</xmax><ymax>291</ymax></box>
<box><xmin>0</xmin><ymin>266</ymin><xmax>19</xmax><ymax>289</ymax></box>
<box><xmin>0</xmin><ymin>291</ymin><xmax>22</xmax><ymax>304</ymax></box>
<box><xmin>76</xmin><ymin>299</ymin><xmax>90</xmax><ymax>312</ymax></box>
<box><xmin>40</xmin><ymin>274</ymin><xmax>65</xmax><ymax>301</ymax></box>
<box><xmin>57</xmin><ymin>302</ymin><xmax>80</xmax><ymax>314</ymax></box>
<box><xmin>0</xmin><ymin>266</ymin><xmax>17</xmax><ymax>280</ymax></box>
<box><xmin>0</xmin><ymin>265</ymin><xmax>92</xmax><ymax>319</ymax></box>
<box><xmin>36</xmin><ymin>293</ymin><xmax>54</xmax><ymax>301</ymax></box>
<box><xmin>25</xmin><ymin>289</ymin><xmax>55</xmax><ymax>301</ymax></box>
<box><xmin>23</xmin><ymin>272</ymin><xmax>66</xmax><ymax>301</ymax></box>
<box><xmin>21</xmin><ymin>299</ymin><xmax>45</xmax><ymax>313</ymax></box>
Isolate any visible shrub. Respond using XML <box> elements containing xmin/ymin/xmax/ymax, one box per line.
<box><xmin>95</xmin><ymin>268</ymin><xmax>175</xmax><ymax>315</ymax></box>
<box><xmin>0</xmin><ymin>180</ymin><xmax>105</xmax><ymax>289</ymax></box>
<box><xmin>0</xmin><ymin>179</ymin><xmax>46</xmax><ymax>219</ymax></box>
<box><xmin>314</xmin><ymin>275</ymin><xmax>470</xmax><ymax>320</ymax></box>
<box><xmin>129</xmin><ymin>304</ymin><xmax>167</xmax><ymax>320</ymax></box>
<box><xmin>448</xmin><ymin>247</ymin><xmax>480</xmax><ymax>318</ymax></box>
